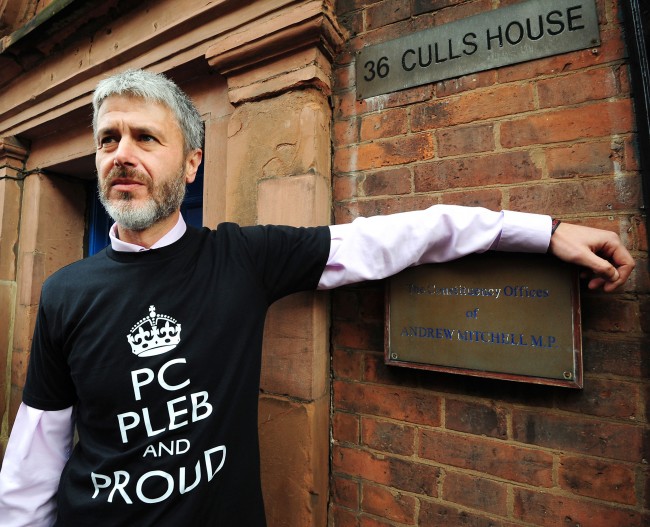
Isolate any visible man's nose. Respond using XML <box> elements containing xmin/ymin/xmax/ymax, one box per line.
<box><xmin>113</xmin><ymin>138</ymin><xmax>137</xmax><ymax>167</ymax></box>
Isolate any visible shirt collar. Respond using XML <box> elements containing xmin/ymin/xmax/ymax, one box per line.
<box><xmin>109</xmin><ymin>215</ymin><xmax>187</xmax><ymax>252</ymax></box>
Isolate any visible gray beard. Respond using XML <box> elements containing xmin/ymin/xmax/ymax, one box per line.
<box><xmin>98</xmin><ymin>168</ymin><xmax>187</xmax><ymax>231</ymax></box>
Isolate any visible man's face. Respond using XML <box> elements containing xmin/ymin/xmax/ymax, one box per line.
<box><xmin>95</xmin><ymin>95</ymin><xmax>201</xmax><ymax>231</ymax></box>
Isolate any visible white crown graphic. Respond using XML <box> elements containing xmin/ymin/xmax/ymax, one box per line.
<box><xmin>127</xmin><ymin>305</ymin><xmax>182</xmax><ymax>357</ymax></box>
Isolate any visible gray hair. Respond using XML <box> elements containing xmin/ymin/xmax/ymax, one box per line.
<box><xmin>92</xmin><ymin>69</ymin><xmax>204</xmax><ymax>153</ymax></box>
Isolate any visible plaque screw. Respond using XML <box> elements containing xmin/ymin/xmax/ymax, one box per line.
<box><xmin>391</xmin><ymin>352</ymin><xmax>398</xmax><ymax>360</ymax></box>
<box><xmin>563</xmin><ymin>371</ymin><xmax>573</xmax><ymax>380</ymax></box>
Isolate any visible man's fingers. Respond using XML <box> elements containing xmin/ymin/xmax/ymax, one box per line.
<box><xmin>548</xmin><ymin>222</ymin><xmax>634</xmax><ymax>292</ymax></box>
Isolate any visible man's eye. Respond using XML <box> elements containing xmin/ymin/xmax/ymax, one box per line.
<box><xmin>141</xmin><ymin>135</ymin><xmax>156</xmax><ymax>142</ymax></box>
<box><xmin>99</xmin><ymin>137</ymin><xmax>116</xmax><ymax>147</ymax></box>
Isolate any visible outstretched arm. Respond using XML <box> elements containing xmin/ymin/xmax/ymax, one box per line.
<box><xmin>548</xmin><ymin>222</ymin><xmax>634</xmax><ymax>292</ymax></box>
<box><xmin>319</xmin><ymin>205</ymin><xmax>634</xmax><ymax>292</ymax></box>
<box><xmin>319</xmin><ymin>206</ymin><xmax>549</xmax><ymax>289</ymax></box>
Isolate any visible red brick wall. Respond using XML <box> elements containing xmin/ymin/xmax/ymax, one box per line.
<box><xmin>330</xmin><ymin>1</ymin><xmax>648</xmax><ymax>526</ymax></box>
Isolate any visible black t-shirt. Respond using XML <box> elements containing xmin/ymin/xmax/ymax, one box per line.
<box><xmin>23</xmin><ymin>223</ymin><xmax>330</xmax><ymax>526</ymax></box>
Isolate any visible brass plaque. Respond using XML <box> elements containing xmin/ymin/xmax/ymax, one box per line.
<box><xmin>386</xmin><ymin>253</ymin><xmax>582</xmax><ymax>388</ymax></box>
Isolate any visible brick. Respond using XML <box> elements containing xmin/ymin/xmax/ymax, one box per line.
<box><xmin>419</xmin><ymin>500</ymin><xmax>509</xmax><ymax>527</ymax></box>
<box><xmin>337</xmin><ymin>11</ymin><xmax>364</xmax><ymax>42</ymax></box>
<box><xmin>361</xmin><ymin>482</ymin><xmax>417</xmax><ymax>523</ymax></box>
<box><xmin>624</xmin><ymin>135</ymin><xmax>640</xmax><ymax>172</ymax></box>
<box><xmin>514</xmin><ymin>487</ymin><xmax>646</xmax><ymax>527</ymax></box>
<box><xmin>617</xmin><ymin>61</ymin><xmax>631</xmax><ymax>95</ymax></box>
<box><xmin>355</xmin><ymin>285</ymin><xmax>385</xmax><ymax>321</ymax></box>
<box><xmin>635</xmin><ymin>216</ymin><xmax>648</xmax><ymax>253</ymax></box>
<box><xmin>361</xmin><ymin>167</ymin><xmax>412</xmax><ymax>196</ymax></box>
<box><xmin>545</xmin><ymin>139</ymin><xmax>625</xmax><ymax>179</ymax></box>
<box><xmin>511</xmin><ymin>409</ymin><xmax>645</xmax><ymax>462</ymax></box>
<box><xmin>357</xmin><ymin>16</ymin><xmax>417</xmax><ymax>47</ymax></box>
<box><xmin>442</xmin><ymin>472</ymin><xmax>508</xmax><ymax>516</ymax></box>
<box><xmin>345</xmin><ymin>194</ymin><xmax>439</xmax><ymax>217</ymax></box>
<box><xmin>334</xmin><ymin>117</ymin><xmax>360</xmax><ymax>147</ymax></box>
<box><xmin>334</xmin><ymin>91</ymin><xmax>366</xmax><ymax>120</ymax></box>
<box><xmin>362</xmin><ymin>350</ymin><xmax>422</xmax><ymax>389</ymax></box>
<box><xmin>359</xmin><ymin>517</ymin><xmax>393</xmax><ymax>527</ymax></box>
<box><xmin>420</xmin><ymin>429</ymin><xmax>554</xmax><ymax>486</ymax></box>
<box><xmin>445</xmin><ymin>399</ymin><xmax>508</xmax><ymax>439</ymax></box>
<box><xmin>334</xmin><ymin>64</ymin><xmax>354</xmax><ymax>92</ymax></box>
<box><xmin>432</xmin><ymin>0</ymin><xmax>491</xmax><ymax>24</ymax></box>
<box><xmin>500</xmin><ymin>99</ymin><xmax>634</xmax><ymax>148</ymax></box>
<box><xmin>329</xmin><ymin>505</ymin><xmax>359</xmax><ymax>527</ymax></box>
<box><xmin>333</xmin><ymin>446</ymin><xmax>440</xmax><ymax>496</ymax></box>
<box><xmin>334</xmin><ymin>133</ymin><xmax>434</xmax><ymax>173</ymax></box>
<box><xmin>537</xmin><ymin>67</ymin><xmax>618</xmax><ymax>108</ymax></box>
<box><xmin>440</xmin><ymin>188</ymin><xmax>503</xmax><ymax>209</ymax></box>
<box><xmin>360</xmin><ymin>108</ymin><xmax>408</xmax><ymax>141</ymax></box>
<box><xmin>554</xmin><ymin>377</ymin><xmax>639</xmax><ymax>420</ymax></box>
<box><xmin>337</xmin><ymin>0</ymin><xmax>381</xmax><ymax>16</ymax></box>
<box><xmin>412</xmin><ymin>83</ymin><xmax>534</xmax><ymax>130</ymax></box>
<box><xmin>434</xmin><ymin>70</ymin><xmax>497</xmax><ymax>98</ymax></box>
<box><xmin>558</xmin><ymin>455</ymin><xmax>636</xmax><ymax>505</ymax></box>
<box><xmin>582</xmin><ymin>336</ymin><xmax>650</xmax><ymax>379</ymax></box>
<box><xmin>507</xmin><ymin>177</ymin><xmax>641</xmax><ymax>216</ymax></box>
<box><xmin>371</xmin><ymin>84</ymin><xmax>435</xmax><ymax>109</ymax></box>
<box><xmin>332</xmin><ymin>476</ymin><xmax>360</xmax><ymax>510</ymax></box>
<box><xmin>334</xmin><ymin>380</ymin><xmax>442</xmax><ymax>426</ymax></box>
<box><xmin>361</xmin><ymin>416</ymin><xmax>416</xmax><ymax>455</ymax></box>
<box><xmin>336</xmin><ymin>85</ymin><xmax>433</xmax><ymax>121</ymax></box>
<box><xmin>333</xmin><ymin>411</ymin><xmax>361</xmax><ymax>444</ymax></box>
<box><xmin>414</xmin><ymin>151</ymin><xmax>542</xmax><ymax>192</ymax></box>
<box><xmin>644</xmin><ymin>464</ymin><xmax>650</xmax><ymax>511</ymax></box>
<box><xmin>333</xmin><ymin>348</ymin><xmax>365</xmax><ymax>381</ymax></box>
<box><xmin>436</xmin><ymin>123</ymin><xmax>495</xmax><ymax>157</ymax></box>
<box><xmin>333</xmin><ymin>285</ymin><xmax>381</xmax><ymax>322</ymax></box>
<box><xmin>333</xmin><ymin>202</ymin><xmax>361</xmax><ymax>224</ymax></box>
<box><xmin>366</xmin><ymin>0</ymin><xmax>411</xmax><ymax>31</ymax></box>
<box><xmin>413</xmin><ymin>0</ymin><xmax>465</xmax><ymax>17</ymax></box>
<box><xmin>583</xmin><ymin>296</ymin><xmax>641</xmax><ymax>333</ymax></box>
<box><xmin>332</xmin><ymin>288</ymin><xmax>361</xmax><ymax>321</ymax></box>
<box><xmin>332</xmin><ymin>319</ymin><xmax>384</xmax><ymax>351</ymax></box>
<box><xmin>385</xmin><ymin>457</ymin><xmax>440</xmax><ymax>496</ymax></box>
<box><xmin>641</xmin><ymin>296</ymin><xmax>650</xmax><ymax>334</ymax></box>
<box><xmin>333</xmin><ymin>173</ymin><xmax>360</xmax><ymax>201</ymax></box>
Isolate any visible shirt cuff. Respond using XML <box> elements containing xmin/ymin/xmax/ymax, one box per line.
<box><xmin>495</xmin><ymin>210</ymin><xmax>552</xmax><ymax>253</ymax></box>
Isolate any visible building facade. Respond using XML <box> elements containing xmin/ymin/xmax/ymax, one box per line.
<box><xmin>0</xmin><ymin>0</ymin><xmax>648</xmax><ymax>525</ymax></box>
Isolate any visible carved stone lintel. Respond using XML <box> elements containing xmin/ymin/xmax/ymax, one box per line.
<box><xmin>0</xmin><ymin>136</ymin><xmax>29</xmax><ymax>161</ymax></box>
<box><xmin>0</xmin><ymin>136</ymin><xmax>29</xmax><ymax>177</ymax></box>
<box><xmin>205</xmin><ymin>1</ymin><xmax>346</xmax><ymax>103</ymax></box>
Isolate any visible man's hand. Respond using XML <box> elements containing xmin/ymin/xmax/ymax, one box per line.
<box><xmin>548</xmin><ymin>222</ymin><xmax>635</xmax><ymax>292</ymax></box>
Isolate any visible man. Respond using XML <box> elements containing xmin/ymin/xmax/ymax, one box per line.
<box><xmin>0</xmin><ymin>69</ymin><xmax>634</xmax><ymax>526</ymax></box>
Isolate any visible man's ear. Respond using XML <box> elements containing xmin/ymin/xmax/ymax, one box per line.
<box><xmin>184</xmin><ymin>148</ymin><xmax>203</xmax><ymax>184</ymax></box>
